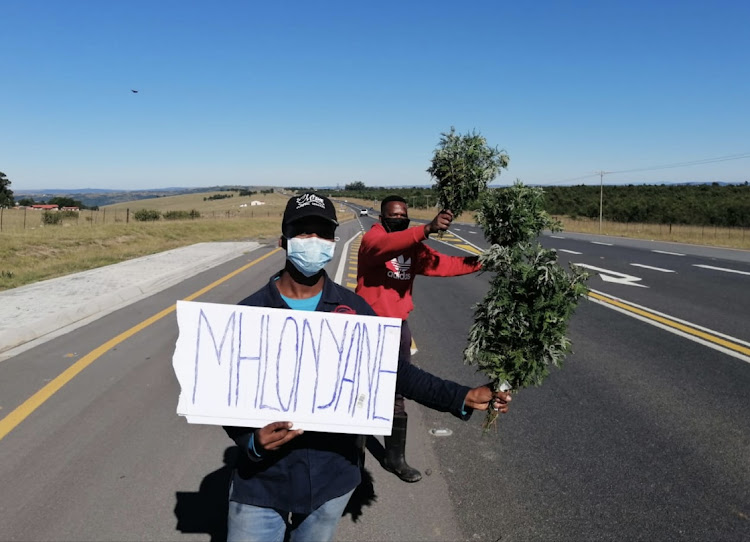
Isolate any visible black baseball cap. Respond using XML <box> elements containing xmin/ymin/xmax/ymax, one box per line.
<box><xmin>282</xmin><ymin>193</ymin><xmax>338</xmax><ymax>237</ymax></box>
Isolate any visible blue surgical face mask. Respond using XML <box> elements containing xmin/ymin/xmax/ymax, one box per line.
<box><xmin>286</xmin><ymin>236</ymin><xmax>336</xmax><ymax>277</ymax></box>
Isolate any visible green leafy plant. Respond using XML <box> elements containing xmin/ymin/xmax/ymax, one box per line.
<box><xmin>477</xmin><ymin>182</ymin><xmax>562</xmax><ymax>246</ymax></box>
<box><xmin>42</xmin><ymin>211</ymin><xmax>62</xmax><ymax>225</ymax></box>
<box><xmin>427</xmin><ymin>127</ymin><xmax>509</xmax><ymax>220</ymax></box>
<box><xmin>133</xmin><ymin>209</ymin><xmax>161</xmax><ymax>222</ymax></box>
<box><xmin>464</xmin><ymin>182</ymin><xmax>589</xmax><ymax>431</ymax></box>
<box><xmin>0</xmin><ymin>171</ymin><xmax>14</xmax><ymax>208</ymax></box>
<box><xmin>164</xmin><ymin>209</ymin><xmax>201</xmax><ymax>220</ymax></box>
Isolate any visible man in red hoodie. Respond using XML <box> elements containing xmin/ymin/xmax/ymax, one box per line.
<box><xmin>356</xmin><ymin>195</ymin><xmax>482</xmax><ymax>482</ymax></box>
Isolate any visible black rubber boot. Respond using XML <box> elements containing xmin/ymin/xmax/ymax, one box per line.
<box><xmin>382</xmin><ymin>413</ymin><xmax>422</xmax><ymax>483</ymax></box>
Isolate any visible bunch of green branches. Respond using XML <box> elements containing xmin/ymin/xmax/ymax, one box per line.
<box><xmin>477</xmin><ymin>183</ymin><xmax>562</xmax><ymax>246</ymax></box>
<box><xmin>465</xmin><ymin>182</ymin><xmax>589</xmax><ymax>430</ymax></box>
<box><xmin>427</xmin><ymin>127</ymin><xmax>509</xmax><ymax>220</ymax></box>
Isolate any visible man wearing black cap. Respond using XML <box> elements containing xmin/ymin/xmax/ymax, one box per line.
<box><xmin>222</xmin><ymin>193</ymin><xmax>511</xmax><ymax>542</ymax></box>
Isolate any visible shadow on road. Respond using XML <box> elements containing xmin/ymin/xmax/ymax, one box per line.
<box><xmin>174</xmin><ymin>446</ymin><xmax>237</xmax><ymax>542</ymax></box>
<box><xmin>342</xmin><ymin>465</ymin><xmax>377</xmax><ymax>522</ymax></box>
<box><xmin>342</xmin><ymin>436</ymin><xmax>386</xmax><ymax>522</ymax></box>
<box><xmin>364</xmin><ymin>434</ymin><xmax>386</xmax><ymax>464</ymax></box>
<box><xmin>174</xmin><ymin>439</ymin><xmax>386</xmax><ymax>539</ymax></box>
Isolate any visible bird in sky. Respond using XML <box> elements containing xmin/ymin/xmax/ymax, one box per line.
<box><xmin>131</xmin><ymin>89</ymin><xmax>139</xmax><ymax>93</ymax></box>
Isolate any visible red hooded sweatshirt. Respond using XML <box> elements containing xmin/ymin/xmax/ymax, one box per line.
<box><xmin>356</xmin><ymin>223</ymin><xmax>481</xmax><ymax>320</ymax></box>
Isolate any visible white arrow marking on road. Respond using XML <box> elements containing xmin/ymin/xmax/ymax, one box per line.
<box><xmin>652</xmin><ymin>250</ymin><xmax>685</xmax><ymax>256</ymax></box>
<box><xmin>693</xmin><ymin>264</ymin><xmax>750</xmax><ymax>276</ymax></box>
<box><xmin>591</xmin><ymin>241</ymin><xmax>613</xmax><ymax>246</ymax></box>
<box><xmin>559</xmin><ymin>249</ymin><xmax>583</xmax><ymax>255</ymax></box>
<box><xmin>574</xmin><ymin>263</ymin><xmax>648</xmax><ymax>287</ymax></box>
<box><xmin>630</xmin><ymin>263</ymin><xmax>676</xmax><ymax>273</ymax></box>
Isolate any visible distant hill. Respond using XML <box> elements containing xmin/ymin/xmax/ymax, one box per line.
<box><xmin>14</xmin><ymin>186</ymin><xmax>278</xmax><ymax>208</ymax></box>
<box><xmin>14</xmin><ymin>181</ymin><xmax>747</xmax><ymax>208</ymax></box>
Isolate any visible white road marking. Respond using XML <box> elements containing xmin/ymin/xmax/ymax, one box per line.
<box><xmin>652</xmin><ymin>250</ymin><xmax>685</xmax><ymax>256</ymax></box>
<box><xmin>591</xmin><ymin>241</ymin><xmax>613</xmax><ymax>246</ymax></box>
<box><xmin>469</xmin><ymin>231</ymin><xmax>477</xmax><ymax>234</ymax></box>
<box><xmin>630</xmin><ymin>263</ymin><xmax>676</xmax><ymax>273</ymax></box>
<box><xmin>550</xmin><ymin>235</ymin><xmax>565</xmax><ymax>239</ymax></box>
<box><xmin>574</xmin><ymin>263</ymin><xmax>647</xmax><ymax>287</ymax></box>
<box><xmin>693</xmin><ymin>264</ymin><xmax>750</xmax><ymax>276</ymax></box>
<box><xmin>559</xmin><ymin>249</ymin><xmax>583</xmax><ymax>255</ymax></box>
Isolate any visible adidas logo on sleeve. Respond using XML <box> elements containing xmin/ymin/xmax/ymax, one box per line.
<box><xmin>386</xmin><ymin>255</ymin><xmax>412</xmax><ymax>280</ymax></box>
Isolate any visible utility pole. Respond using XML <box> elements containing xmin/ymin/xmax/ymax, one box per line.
<box><xmin>595</xmin><ymin>170</ymin><xmax>608</xmax><ymax>234</ymax></box>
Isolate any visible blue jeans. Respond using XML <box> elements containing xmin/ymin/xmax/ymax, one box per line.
<box><xmin>226</xmin><ymin>489</ymin><xmax>355</xmax><ymax>542</ymax></box>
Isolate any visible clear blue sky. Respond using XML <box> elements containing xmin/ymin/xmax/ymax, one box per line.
<box><xmin>2</xmin><ymin>0</ymin><xmax>749</xmax><ymax>191</ymax></box>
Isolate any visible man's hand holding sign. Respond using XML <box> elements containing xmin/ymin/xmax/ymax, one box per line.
<box><xmin>172</xmin><ymin>301</ymin><xmax>403</xmax><ymax>435</ymax></box>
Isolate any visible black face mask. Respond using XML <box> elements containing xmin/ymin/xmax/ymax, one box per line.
<box><xmin>382</xmin><ymin>218</ymin><xmax>410</xmax><ymax>233</ymax></box>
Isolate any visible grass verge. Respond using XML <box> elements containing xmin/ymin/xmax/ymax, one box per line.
<box><xmin>1</xmin><ymin>192</ymin><xmax>358</xmax><ymax>291</ymax></box>
<box><xmin>557</xmin><ymin>217</ymin><xmax>750</xmax><ymax>251</ymax></box>
<box><xmin>0</xmin><ymin>219</ymin><xmax>281</xmax><ymax>291</ymax></box>
<box><xmin>345</xmin><ymin>197</ymin><xmax>750</xmax><ymax>251</ymax></box>
<box><xmin>1</xmin><ymin>201</ymin><xmax>746</xmax><ymax>292</ymax></box>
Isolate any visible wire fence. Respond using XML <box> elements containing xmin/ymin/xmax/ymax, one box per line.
<box><xmin>0</xmin><ymin>207</ymin><xmax>287</xmax><ymax>233</ymax></box>
<box><xmin>4</xmin><ymin>207</ymin><xmax>746</xmax><ymax>248</ymax></box>
<box><xmin>559</xmin><ymin>217</ymin><xmax>750</xmax><ymax>248</ymax></box>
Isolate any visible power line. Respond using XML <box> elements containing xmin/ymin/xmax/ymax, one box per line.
<box><xmin>607</xmin><ymin>152</ymin><xmax>750</xmax><ymax>175</ymax></box>
<box><xmin>547</xmin><ymin>152</ymin><xmax>750</xmax><ymax>185</ymax></box>
<box><xmin>550</xmin><ymin>172</ymin><xmax>600</xmax><ymax>184</ymax></box>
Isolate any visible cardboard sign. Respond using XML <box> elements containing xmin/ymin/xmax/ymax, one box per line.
<box><xmin>172</xmin><ymin>300</ymin><xmax>401</xmax><ymax>435</ymax></box>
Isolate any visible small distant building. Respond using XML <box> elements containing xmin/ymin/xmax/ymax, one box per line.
<box><xmin>31</xmin><ymin>204</ymin><xmax>59</xmax><ymax>211</ymax></box>
<box><xmin>61</xmin><ymin>206</ymin><xmax>80</xmax><ymax>212</ymax></box>
<box><xmin>250</xmin><ymin>200</ymin><xmax>266</xmax><ymax>206</ymax></box>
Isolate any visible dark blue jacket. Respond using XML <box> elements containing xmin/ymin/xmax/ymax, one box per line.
<box><xmin>225</xmin><ymin>270</ymin><xmax>472</xmax><ymax>514</ymax></box>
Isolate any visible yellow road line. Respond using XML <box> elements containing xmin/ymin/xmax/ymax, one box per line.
<box><xmin>588</xmin><ymin>291</ymin><xmax>750</xmax><ymax>357</ymax></box>
<box><xmin>454</xmin><ymin>243</ymin><xmax>482</xmax><ymax>254</ymax></box>
<box><xmin>0</xmin><ymin>247</ymin><xmax>282</xmax><ymax>442</ymax></box>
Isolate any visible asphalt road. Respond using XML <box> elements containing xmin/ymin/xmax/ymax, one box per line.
<box><xmin>0</xmin><ymin>212</ymin><xmax>748</xmax><ymax>541</ymax></box>
<box><xmin>357</xmin><ymin>211</ymin><xmax>750</xmax><ymax>541</ymax></box>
